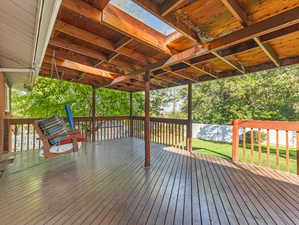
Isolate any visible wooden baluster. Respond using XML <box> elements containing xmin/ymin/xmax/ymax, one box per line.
<box><xmin>276</xmin><ymin>129</ymin><xmax>279</xmax><ymax>170</ymax></box>
<box><xmin>27</xmin><ymin>123</ymin><xmax>30</xmax><ymax>151</ymax></box>
<box><xmin>250</xmin><ymin>128</ymin><xmax>254</xmax><ymax>163</ymax></box>
<box><xmin>172</xmin><ymin>123</ymin><xmax>174</xmax><ymax>146</ymax></box>
<box><xmin>14</xmin><ymin>125</ymin><xmax>18</xmax><ymax>152</ymax></box>
<box><xmin>33</xmin><ymin>126</ymin><xmax>36</xmax><ymax>151</ymax></box>
<box><xmin>285</xmin><ymin>130</ymin><xmax>289</xmax><ymax>172</ymax></box>
<box><xmin>258</xmin><ymin>128</ymin><xmax>262</xmax><ymax>166</ymax></box>
<box><xmin>242</xmin><ymin>128</ymin><xmax>246</xmax><ymax>161</ymax></box>
<box><xmin>20</xmin><ymin>124</ymin><xmax>24</xmax><ymax>152</ymax></box>
<box><xmin>179</xmin><ymin>124</ymin><xmax>182</xmax><ymax>149</ymax></box>
<box><xmin>163</xmin><ymin>123</ymin><xmax>165</xmax><ymax>144</ymax></box>
<box><xmin>97</xmin><ymin>120</ymin><xmax>99</xmax><ymax>141</ymax></box>
<box><xmin>266</xmin><ymin>129</ymin><xmax>270</xmax><ymax>168</ymax></box>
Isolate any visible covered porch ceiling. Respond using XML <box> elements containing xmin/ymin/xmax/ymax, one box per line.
<box><xmin>39</xmin><ymin>0</ymin><xmax>299</xmax><ymax>92</ymax></box>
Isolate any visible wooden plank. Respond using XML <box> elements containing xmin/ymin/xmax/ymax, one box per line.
<box><xmin>219</xmin><ymin>0</ymin><xmax>249</xmax><ymax>25</ymax></box>
<box><xmin>49</xmin><ymin>38</ymin><xmax>107</xmax><ymax>61</ymax></box>
<box><xmin>43</xmin><ymin>56</ymin><xmax>120</xmax><ymax>79</ymax></box>
<box><xmin>62</xmin><ymin>0</ymin><xmax>172</xmax><ymax>55</ymax></box>
<box><xmin>164</xmin><ymin>7</ymin><xmax>299</xmax><ymax>66</ymax></box>
<box><xmin>160</xmin><ymin>0</ymin><xmax>185</xmax><ymax>16</ymax></box>
<box><xmin>55</xmin><ymin>20</ymin><xmax>149</xmax><ymax>64</ymax></box>
<box><xmin>219</xmin><ymin>0</ymin><xmax>280</xmax><ymax>67</ymax></box>
<box><xmin>103</xmin><ymin>4</ymin><xmax>172</xmax><ymax>55</ymax></box>
<box><xmin>132</xmin><ymin>0</ymin><xmax>199</xmax><ymax>42</ymax></box>
<box><xmin>211</xmin><ymin>51</ymin><xmax>245</xmax><ymax>73</ymax></box>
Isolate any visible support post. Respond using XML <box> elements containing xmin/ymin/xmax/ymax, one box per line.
<box><xmin>144</xmin><ymin>71</ymin><xmax>151</xmax><ymax>168</ymax></box>
<box><xmin>91</xmin><ymin>86</ymin><xmax>96</xmax><ymax>142</ymax></box>
<box><xmin>129</xmin><ymin>92</ymin><xmax>133</xmax><ymax>137</ymax></box>
<box><xmin>232</xmin><ymin>120</ymin><xmax>240</xmax><ymax>161</ymax></box>
<box><xmin>186</xmin><ymin>81</ymin><xmax>192</xmax><ymax>152</ymax></box>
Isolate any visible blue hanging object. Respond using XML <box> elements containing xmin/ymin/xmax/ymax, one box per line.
<box><xmin>65</xmin><ymin>105</ymin><xmax>75</xmax><ymax>130</ymax></box>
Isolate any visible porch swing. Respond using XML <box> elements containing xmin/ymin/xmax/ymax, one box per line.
<box><xmin>33</xmin><ymin>50</ymin><xmax>86</xmax><ymax>158</ymax></box>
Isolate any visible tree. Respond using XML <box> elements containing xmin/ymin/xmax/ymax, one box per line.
<box><xmin>179</xmin><ymin>65</ymin><xmax>299</xmax><ymax>124</ymax></box>
<box><xmin>12</xmin><ymin>77</ymin><xmax>144</xmax><ymax>118</ymax></box>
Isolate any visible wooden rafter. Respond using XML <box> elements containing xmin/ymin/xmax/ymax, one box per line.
<box><xmin>160</xmin><ymin>0</ymin><xmax>185</xmax><ymax>16</ymax></box>
<box><xmin>132</xmin><ymin>0</ymin><xmax>199</xmax><ymax>42</ymax></box>
<box><xmin>43</xmin><ymin>56</ymin><xmax>121</xmax><ymax>79</ymax></box>
<box><xmin>211</xmin><ymin>51</ymin><xmax>245</xmax><ymax>74</ymax></box>
<box><xmin>219</xmin><ymin>0</ymin><xmax>280</xmax><ymax>67</ymax></box>
<box><xmin>49</xmin><ymin>39</ymin><xmax>107</xmax><ymax>61</ymax></box>
<box><xmin>61</xmin><ymin>0</ymin><xmax>172</xmax><ymax>55</ymax></box>
<box><xmin>55</xmin><ymin>20</ymin><xmax>151</xmax><ymax>64</ymax></box>
<box><xmin>107</xmin><ymin>7</ymin><xmax>299</xmax><ymax>86</ymax></box>
<box><xmin>183</xmin><ymin>61</ymin><xmax>218</xmax><ymax>78</ymax></box>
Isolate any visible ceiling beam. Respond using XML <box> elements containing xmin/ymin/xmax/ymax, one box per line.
<box><xmin>61</xmin><ymin>0</ymin><xmax>172</xmax><ymax>55</ymax></box>
<box><xmin>219</xmin><ymin>0</ymin><xmax>280</xmax><ymax>67</ymax></box>
<box><xmin>219</xmin><ymin>0</ymin><xmax>249</xmax><ymax>26</ymax></box>
<box><xmin>107</xmin><ymin>7</ymin><xmax>299</xmax><ymax>86</ymax></box>
<box><xmin>43</xmin><ymin>56</ymin><xmax>121</xmax><ymax>79</ymax></box>
<box><xmin>211</xmin><ymin>51</ymin><xmax>245</xmax><ymax>73</ymax></box>
<box><xmin>165</xmin><ymin>7</ymin><xmax>299</xmax><ymax>66</ymax></box>
<box><xmin>93</xmin><ymin>0</ymin><xmax>111</xmax><ymax>10</ymax></box>
<box><xmin>55</xmin><ymin>20</ymin><xmax>150</xmax><ymax>64</ymax></box>
<box><xmin>49</xmin><ymin>37</ymin><xmax>135</xmax><ymax>71</ymax></box>
<box><xmin>183</xmin><ymin>61</ymin><xmax>218</xmax><ymax>78</ymax></box>
<box><xmin>160</xmin><ymin>0</ymin><xmax>185</xmax><ymax>16</ymax></box>
<box><xmin>132</xmin><ymin>0</ymin><xmax>199</xmax><ymax>42</ymax></box>
<box><xmin>49</xmin><ymin>38</ymin><xmax>107</xmax><ymax>61</ymax></box>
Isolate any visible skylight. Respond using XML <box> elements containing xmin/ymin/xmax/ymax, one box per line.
<box><xmin>110</xmin><ymin>0</ymin><xmax>175</xmax><ymax>36</ymax></box>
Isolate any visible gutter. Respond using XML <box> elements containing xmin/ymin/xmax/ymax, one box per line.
<box><xmin>30</xmin><ymin>0</ymin><xmax>62</xmax><ymax>86</ymax></box>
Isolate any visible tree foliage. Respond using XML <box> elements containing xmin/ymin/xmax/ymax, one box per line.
<box><xmin>12</xmin><ymin>77</ymin><xmax>144</xmax><ymax>118</ymax></box>
<box><xmin>180</xmin><ymin>65</ymin><xmax>299</xmax><ymax>124</ymax></box>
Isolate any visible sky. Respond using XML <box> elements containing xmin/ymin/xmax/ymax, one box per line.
<box><xmin>110</xmin><ymin>0</ymin><xmax>175</xmax><ymax>35</ymax></box>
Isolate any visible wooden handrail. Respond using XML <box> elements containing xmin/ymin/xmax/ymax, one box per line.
<box><xmin>232</xmin><ymin>119</ymin><xmax>299</xmax><ymax>175</ymax></box>
<box><xmin>238</xmin><ymin>120</ymin><xmax>299</xmax><ymax>131</ymax></box>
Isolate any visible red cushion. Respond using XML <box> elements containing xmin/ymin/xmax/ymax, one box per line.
<box><xmin>58</xmin><ymin>134</ymin><xmax>86</xmax><ymax>145</ymax></box>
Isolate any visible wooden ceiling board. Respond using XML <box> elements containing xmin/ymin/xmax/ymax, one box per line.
<box><xmin>173</xmin><ymin>0</ymin><xmax>242</xmax><ymax>41</ymax></box>
<box><xmin>56</xmin><ymin>33</ymin><xmax>112</xmax><ymax>56</ymax></box>
<box><xmin>266</xmin><ymin>31</ymin><xmax>299</xmax><ymax>59</ymax></box>
<box><xmin>167</xmin><ymin>35</ymin><xmax>197</xmax><ymax>51</ymax></box>
<box><xmin>239</xmin><ymin>0</ymin><xmax>299</xmax><ymax>23</ymax></box>
<box><xmin>195</xmin><ymin>57</ymin><xmax>234</xmax><ymax>72</ymax></box>
<box><xmin>59</xmin><ymin>7</ymin><xmax>122</xmax><ymax>42</ymax></box>
<box><xmin>232</xmin><ymin>46</ymin><xmax>271</xmax><ymax>67</ymax></box>
<box><xmin>125</xmin><ymin>40</ymin><xmax>167</xmax><ymax>59</ymax></box>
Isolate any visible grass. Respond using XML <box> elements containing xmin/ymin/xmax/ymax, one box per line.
<box><xmin>192</xmin><ymin>139</ymin><xmax>298</xmax><ymax>174</ymax></box>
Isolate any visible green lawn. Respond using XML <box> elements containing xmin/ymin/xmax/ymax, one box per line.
<box><xmin>192</xmin><ymin>139</ymin><xmax>297</xmax><ymax>174</ymax></box>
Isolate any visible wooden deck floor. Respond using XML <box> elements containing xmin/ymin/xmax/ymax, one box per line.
<box><xmin>0</xmin><ymin>138</ymin><xmax>299</xmax><ymax>225</ymax></box>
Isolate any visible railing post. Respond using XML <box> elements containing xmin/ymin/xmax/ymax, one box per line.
<box><xmin>3</xmin><ymin>119</ymin><xmax>12</xmax><ymax>152</ymax></box>
<box><xmin>186</xmin><ymin>81</ymin><xmax>192</xmax><ymax>152</ymax></box>
<box><xmin>129</xmin><ymin>92</ymin><xmax>133</xmax><ymax>137</ymax></box>
<box><xmin>232</xmin><ymin>119</ymin><xmax>240</xmax><ymax>161</ymax></box>
<box><xmin>144</xmin><ymin>71</ymin><xmax>151</xmax><ymax>168</ymax></box>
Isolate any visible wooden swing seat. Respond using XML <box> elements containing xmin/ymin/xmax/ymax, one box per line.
<box><xmin>33</xmin><ymin>120</ymin><xmax>83</xmax><ymax>159</ymax></box>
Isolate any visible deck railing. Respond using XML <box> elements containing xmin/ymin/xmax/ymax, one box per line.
<box><xmin>232</xmin><ymin>120</ymin><xmax>299</xmax><ymax>175</ymax></box>
<box><xmin>3</xmin><ymin>116</ymin><xmax>187</xmax><ymax>152</ymax></box>
<box><xmin>132</xmin><ymin>116</ymin><xmax>187</xmax><ymax>149</ymax></box>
